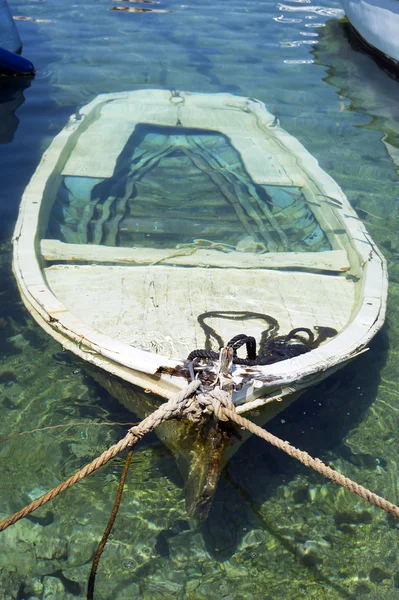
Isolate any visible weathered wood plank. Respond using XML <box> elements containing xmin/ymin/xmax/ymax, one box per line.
<box><xmin>44</xmin><ymin>264</ymin><xmax>355</xmax><ymax>360</ymax></box>
<box><xmin>40</xmin><ymin>239</ymin><xmax>350</xmax><ymax>272</ymax></box>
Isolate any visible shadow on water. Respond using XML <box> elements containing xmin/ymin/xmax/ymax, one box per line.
<box><xmin>0</xmin><ymin>73</ymin><xmax>36</xmax><ymax>240</ymax></box>
<box><xmin>0</xmin><ymin>75</ymin><xmax>32</xmax><ymax>145</ymax></box>
<box><xmin>201</xmin><ymin>328</ymin><xmax>388</xmax><ymax>560</ymax></box>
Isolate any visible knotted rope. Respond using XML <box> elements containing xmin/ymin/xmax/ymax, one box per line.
<box><xmin>1</xmin><ymin>375</ymin><xmax>399</xmax><ymax>534</ymax></box>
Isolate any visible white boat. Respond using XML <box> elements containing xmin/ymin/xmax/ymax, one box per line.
<box><xmin>13</xmin><ymin>89</ymin><xmax>387</xmax><ymax>517</ymax></box>
<box><xmin>340</xmin><ymin>0</ymin><xmax>399</xmax><ymax>66</ymax></box>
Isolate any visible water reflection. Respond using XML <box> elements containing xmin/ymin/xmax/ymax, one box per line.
<box><xmin>313</xmin><ymin>18</ymin><xmax>399</xmax><ymax>169</ymax></box>
<box><xmin>0</xmin><ymin>75</ymin><xmax>32</xmax><ymax>144</ymax></box>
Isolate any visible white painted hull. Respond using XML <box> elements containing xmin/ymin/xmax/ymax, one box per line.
<box><xmin>340</xmin><ymin>0</ymin><xmax>399</xmax><ymax>64</ymax></box>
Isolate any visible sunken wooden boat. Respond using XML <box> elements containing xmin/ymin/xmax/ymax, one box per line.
<box><xmin>13</xmin><ymin>89</ymin><xmax>387</xmax><ymax>518</ymax></box>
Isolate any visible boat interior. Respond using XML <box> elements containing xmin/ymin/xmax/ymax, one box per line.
<box><xmin>37</xmin><ymin>95</ymin><xmax>361</xmax><ymax>361</ymax></box>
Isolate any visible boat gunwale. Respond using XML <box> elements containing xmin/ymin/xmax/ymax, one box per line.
<box><xmin>12</xmin><ymin>89</ymin><xmax>388</xmax><ymax>408</ymax></box>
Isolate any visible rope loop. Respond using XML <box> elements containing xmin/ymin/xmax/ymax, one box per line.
<box><xmin>187</xmin><ymin>331</ymin><xmax>312</xmax><ymax>367</ymax></box>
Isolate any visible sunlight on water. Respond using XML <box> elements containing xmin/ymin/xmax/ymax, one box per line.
<box><xmin>1</xmin><ymin>0</ymin><xmax>399</xmax><ymax>598</ymax></box>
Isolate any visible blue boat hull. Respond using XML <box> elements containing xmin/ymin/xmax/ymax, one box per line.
<box><xmin>0</xmin><ymin>46</ymin><xmax>34</xmax><ymax>75</ymax></box>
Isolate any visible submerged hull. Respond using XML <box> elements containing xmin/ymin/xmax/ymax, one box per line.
<box><xmin>13</xmin><ymin>90</ymin><xmax>387</xmax><ymax>516</ymax></box>
<box><xmin>87</xmin><ymin>364</ymin><xmax>303</xmax><ymax>518</ymax></box>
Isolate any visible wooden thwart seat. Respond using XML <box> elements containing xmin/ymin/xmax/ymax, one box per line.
<box><xmin>40</xmin><ymin>239</ymin><xmax>350</xmax><ymax>273</ymax></box>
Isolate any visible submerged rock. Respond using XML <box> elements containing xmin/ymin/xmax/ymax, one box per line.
<box><xmin>42</xmin><ymin>575</ymin><xmax>65</xmax><ymax>599</ymax></box>
<box><xmin>35</xmin><ymin>536</ymin><xmax>68</xmax><ymax>561</ymax></box>
<box><xmin>239</xmin><ymin>528</ymin><xmax>267</xmax><ymax>550</ymax></box>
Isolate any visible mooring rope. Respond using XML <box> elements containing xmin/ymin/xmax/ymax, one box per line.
<box><xmin>0</xmin><ymin>380</ymin><xmax>201</xmax><ymax>532</ymax></box>
<box><xmin>0</xmin><ymin>420</ymin><xmax>139</xmax><ymax>445</ymax></box>
<box><xmin>201</xmin><ymin>388</ymin><xmax>399</xmax><ymax>519</ymax></box>
<box><xmin>1</xmin><ymin>374</ymin><xmax>399</xmax><ymax>536</ymax></box>
<box><xmin>87</xmin><ymin>449</ymin><xmax>134</xmax><ymax>600</ymax></box>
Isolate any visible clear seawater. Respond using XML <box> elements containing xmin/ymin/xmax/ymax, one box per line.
<box><xmin>1</xmin><ymin>1</ymin><xmax>399</xmax><ymax>598</ymax></box>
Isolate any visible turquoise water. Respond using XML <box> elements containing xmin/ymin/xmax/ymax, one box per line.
<box><xmin>49</xmin><ymin>124</ymin><xmax>329</xmax><ymax>253</ymax></box>
<box><xmin>1</xmin><ymin>0</ymin><xmax>399</xmax><ymax>598</ymax></box>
